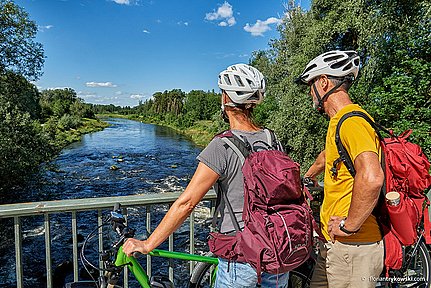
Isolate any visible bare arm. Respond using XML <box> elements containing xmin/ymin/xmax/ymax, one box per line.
<box><xmin>304</xmin><ymin>150</ymin><xmax>326</xmax><ymax>181</ymax></box>
<box><xmin>328</xmin><ymin>151</ymin><xmax>384</xmax><ymax>241</ymax></box>
<box><xmin>123</xmin><ymin>162</ymin><xmax>219</xmax><ymax>256</ymax></box>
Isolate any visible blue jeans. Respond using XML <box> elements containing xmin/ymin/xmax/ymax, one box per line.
<box><xmin>214</xmin><ymin>258</ymin><xmax>289</xmax><ymax>288</ymax></box>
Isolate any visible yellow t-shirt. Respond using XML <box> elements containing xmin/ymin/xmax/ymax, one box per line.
<box><xmin>321</xmin><ymin>104</ymin><xmax>382</xmax><ymax>242</ymax></box>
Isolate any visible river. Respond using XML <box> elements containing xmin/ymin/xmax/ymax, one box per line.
<box><xmin>0</xmin><ymin>118</ymin><xmax>212</xmax><ymax>287</ymax></box>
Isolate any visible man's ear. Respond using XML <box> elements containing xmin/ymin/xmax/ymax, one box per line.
<box><xmin>319</xmin><ymin>75</ymin><xmax>330</xmax><ymax>91</ymax></box>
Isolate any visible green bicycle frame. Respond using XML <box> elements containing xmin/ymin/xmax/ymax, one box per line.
<box><xmin>115</xmin><ymin>246</ymin><xmax>219</xmax><ymax>287</ymax></box>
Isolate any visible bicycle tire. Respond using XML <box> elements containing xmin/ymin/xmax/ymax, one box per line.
<box><xmin>376</xmin><ymin>241</ymin><xmax>431</xmax><ymax>288</ymax></box>
<box><xmin>289</xmin><ymin>270</ymin><xmax>311</xmax><ymax>288</ymax></box>
<box><xmin>188</xmin><ymin>252</ymin><xmax>217</xmax><ymax>288</ymax></box>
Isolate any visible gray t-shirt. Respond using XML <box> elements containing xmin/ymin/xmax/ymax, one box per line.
<box><xmin>197</xmin><ymin>129</ymin><xmax>282</xmax><ymax>233</ymax></box>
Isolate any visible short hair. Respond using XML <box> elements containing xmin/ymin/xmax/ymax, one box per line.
<box><xmin>328</xmin><ymin>76</ymin><xmax>354</xmax><ymax>91</ymax></box>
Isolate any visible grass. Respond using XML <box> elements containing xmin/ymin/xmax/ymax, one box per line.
<box><xmin>55</xmin><ymin>118</ymin><xmax>110</xmax><ymax>147</ymax></box>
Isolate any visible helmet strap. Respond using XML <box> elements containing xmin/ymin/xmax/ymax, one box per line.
<box><xmin>220</xmin><ymin>109</ymin><xmax>230</xmax><ymax>123</ymax></box>
<box><xmin>312</xmin><ymin>77</ymin><xmax>348</xmax><ymax>116</ymax></box>
<box><xmin>220</xmin><ymin>103</ymin><xmax>234</xmax><ymax>123</ymax></box>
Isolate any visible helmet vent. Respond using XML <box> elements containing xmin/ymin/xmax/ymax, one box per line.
<box><xmin>239</xmin><ymin>68</ymin><xmax>247</xmax><ymax>75</ymax></box>
<box><xmin>342</xmin><ymin>63</ymin><xmax>353</xmax><ymax>71</ymax></box>
<box><xmin>323</xmin><ymin>55</ymin><xmax>344</xmax><ymax>62</ymax></box>
<box><xmin>354</xmin><ymin>58</ymin><xmax>360</xmax><ymax>66</ymax></box>
<box><xmin>303</xmin><ymin>64</ymin><xmax>317</xmax><ymax>74</ymax></box>
<box><xmin>323</xmin><ymin>51</ymin><xmax>337</xmax><ymax>57</ymax></box>
<box><xmin>223</xmin><ymin>74</ymin><xmax>232</xmax><ymax>85</ymax></box>
<box><xmin>239</xmin><ymin>91</ymin><xmax>259</xmax><ymax>100</ymax></box>
<box><xmin>330</xmin><ymin>59</ymin><xmax>348</xmax><ymax>69</ymax></box>
<box><xmin>234</xmin><ymin>75</ymin><xmax>245</xmax><ymax>87</ymax></box>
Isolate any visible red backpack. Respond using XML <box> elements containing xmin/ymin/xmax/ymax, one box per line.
<box><xmin>333</xmin><ymin>111</ymin><xmax>431</xmax><ymax>273</ymax></box>
<box><xmin>208</xmin><ymin>129</ymin><xmax>316</xmax><ymax>283</ymax></box>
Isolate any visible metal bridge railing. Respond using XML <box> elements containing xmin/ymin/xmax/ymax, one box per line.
<box><xmin>0</xmin><ymin>191</ymin><xmax>217</xmax><ymax>288</ymax></box>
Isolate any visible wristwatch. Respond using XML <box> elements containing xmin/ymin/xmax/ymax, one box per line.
<box><xmin>339</xmin><ymin>219</ymin><xmax>360</xmax><ymax>235</ymax></box>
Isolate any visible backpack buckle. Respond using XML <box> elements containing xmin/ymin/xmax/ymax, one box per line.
<box><xmin>331</xmin><ymin>158</ymin><xmax>343</xmax><ymax>177</ymax></box>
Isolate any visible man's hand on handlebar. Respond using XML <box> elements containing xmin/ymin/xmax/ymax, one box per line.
<box><xmin>122</xmin><ymin>238</ymin><xmax>153</xmax><ymax>257</ymax></box>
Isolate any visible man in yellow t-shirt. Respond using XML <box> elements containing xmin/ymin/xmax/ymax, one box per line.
<box><xmin>296</xmin><ymin>51</ymin><xmax>384</xmax><ymax>288</ymax></box>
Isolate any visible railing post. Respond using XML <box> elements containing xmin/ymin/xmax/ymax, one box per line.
<box><xmin>189</xmin><ymin>211</ymin><xmax>195</xmax><ymax>273</ymax></box>
<box><xmin>146</xmin><ymin>205</ymin><xmax>152</xmax><ymax>278</ymax></box>
<box><xmin>98</xmin><ymin>210</ymin><xmax>103</xmax><ymax>272</ymax></box>
<box><xmin>71</xmin><ymin>211</ymin><xmax>79</xmax><ymax>282</ymax></box>
<box><xmin>169</xmin><ymin>205</ymin><xmax>174</xmax><ymax>282</ymax></box>
<box><xmin>123</xmin><ymin>207</ymin><xmax>129</xmax><ymax>288</ymax></box>
<box><xmin>44</xmin><ymin>213</ymin><xmax>52</xmax><ymax>288</ymax></box>
<box><xmin>14</xmin><ymin>216</ymin><xmax>23</xmax><ymax>288</ymax></box>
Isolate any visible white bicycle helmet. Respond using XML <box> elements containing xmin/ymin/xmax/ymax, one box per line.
<box><xmin>296</xmin><ymin>50</ymin><xmax>360</xmax><ymax>84</ymax></box>
<box><xmin>218</xmin><ymin>63</ymin><xmax>265</xmax><ymax>105</ymax></box>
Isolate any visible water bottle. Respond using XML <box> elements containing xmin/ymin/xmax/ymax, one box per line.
<box><xmin>386</xmin><ymin>191</ymin><xmax>400</xmax><ymax>206</ymax></box>
<box><xmin>385</xmin><ymin>191</ymin><xmax>417</xmax><ymax>245</ymax></box>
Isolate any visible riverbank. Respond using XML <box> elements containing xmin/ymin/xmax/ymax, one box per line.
<box><xmin>54</xmin><ymin>117</ymin><xmax>110</xmax><ymax>148</ymax></box>
<box><xmin>99</xmin><ymin>113</ymin><xmax>222</xmax><ymax>147</ymax></box>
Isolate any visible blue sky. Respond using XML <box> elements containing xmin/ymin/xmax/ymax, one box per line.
<box><xmin>16</xmin><ymin>0</ymin><xmax>311</xmax><ymax>107</ymax></box>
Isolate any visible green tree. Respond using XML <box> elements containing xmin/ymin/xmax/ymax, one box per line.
<box><xmin>40</xmin><ymin>88</ymin><xmax>79</xmax><ymax>119</ymax></box>
<box><xmin>0</xmin><ymin>0</ymin><xmax>44</xmax><ymax>80</ymax></box>
<box><xmin>0</xmin><ymin>95</ymin><xmax>52</xmax><ymax>189</ymax></box>
<box><xmin>262</xmin><ymin>0</ymin><xmax>431</xmax><ymax>168</ymax></box>
<box><xmin>184</xmin><ymin>90</ymin><xmax>220</xmax><ymax>121</ymax></box>
<box><xmin>0</xmin><ymin>71</ymin><xmax>41</xmax><ymax>119</ymax></box>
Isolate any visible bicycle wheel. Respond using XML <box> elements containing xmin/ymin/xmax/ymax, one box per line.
<box><xmin>400</xmin><ymin>241</ymin><xmax>431</xmax><ymax>287</ymax></box>
<box><xmin>377</xmin><ymin>241</ymin><xmax>431</xmax><ymax>288</ymax></box>
<box><xmin>289</xmin><ymin>270</ymin><xmax>311</xmax><ymax>288</ymax></box>
<box><xmin>188</xmin><ymin>253</ymin><xmax>217</xmax><ymax>288</ymax></box>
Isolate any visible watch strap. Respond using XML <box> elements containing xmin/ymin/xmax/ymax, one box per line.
<box><xmin>339</xmin><ymin>219</ymin><xmax>360</xmax><ymax>234</ymax></box>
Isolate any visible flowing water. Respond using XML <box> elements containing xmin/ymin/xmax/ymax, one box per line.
<box><xmin>0</xmin><ymin>118</ymin><xmax>212</xmax><ymax>287</ymax></box>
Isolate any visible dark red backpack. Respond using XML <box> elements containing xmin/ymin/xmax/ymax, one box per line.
<box><xmin>207</xmin><ymin>129</ymin><xmax>315</xmax><ymax>282</ymax></box>
<box><xmin>333</xmin><ymin>111</ymin><xmax>431</xmax><ymax>274</ymax></box>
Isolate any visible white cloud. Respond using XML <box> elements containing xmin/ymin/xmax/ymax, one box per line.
<box><xmin>205</xmin><ymin>2</ymin><xmax>236</xmax><ymax>27</ymax></box>
<box><xmin>177</xmin><ymin>21</ymin><xmax>189</xmax><ymax>26</ymax></box>
<box><xmin>227</xmin><ymin>17</ymin><xmax>236</xmax><ymax>26</ymax></box>
<box><xmin>85</xmin><ymin>81</ymin><xmax>117</xmax><ymax>88</ymax></box>
<box><xmin>215</xmin><ymin>52</ymin><xmax>236</xmax><ymax>59</ymax></box>
<box><xmin>130</xmin><ymin>94</ymin><xmax>145</xmax><ymax>99</ymax></box>
<box><xmin>113</xmin><ymin>0</ymin><xmax>130</xmax><ymax>5</ymax></box>
<box><xmin>46</xmin><ymin>86</ymin><xmax>71</xmax><ymax>90</ymax></box>
<box><xmin>243</xmin><ymin>17</ymin><xmax>282</xmax><ymax>36</ymax></box>
<box><xmin>38</xmin><ymin>25</ymin><xmax>54</xmax><ymax>32</ymax></box>
<box><xmin>143</xmin><ymin>29</ymin><xmax>150</xmax><ymax>34</ymax></box>
<box><xmin>77</xmin><ymin>91</ymin><xmax>97</xmax><ymax>99</ymax></box>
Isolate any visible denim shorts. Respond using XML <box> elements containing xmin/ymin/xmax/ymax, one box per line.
<box><xmin>214</xmin><ymin>258</ymin><xmax>289</xmax><ymax>288</ymax></box>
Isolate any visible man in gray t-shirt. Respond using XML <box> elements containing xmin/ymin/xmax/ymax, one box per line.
<box><xmin>197</xmin><ymin>129</ymin><xmax>281</xmax><ymax>234</ymax></box>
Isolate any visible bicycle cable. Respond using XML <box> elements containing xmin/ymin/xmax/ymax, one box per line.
<box><xmin>80</xmin><ymin>219</ymin><xmax>114</xmax><ymax>287</ymax></box>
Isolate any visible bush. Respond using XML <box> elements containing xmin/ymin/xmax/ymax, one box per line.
<box><xmin>57</xmin><ymin>114</ymin><xmax>81</xmax><ymax>130</ymax></box>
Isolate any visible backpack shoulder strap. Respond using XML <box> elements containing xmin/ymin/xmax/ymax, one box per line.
<box><xmin>332</xmin><ymin>111</ymin><xmax>383</xmax><ymax>178</ymax></box>
<box><xmin>333</xmin><ymin>111</ymin><xmax>389</xmax><ymax>219</ymax></box>
<box><xmin>218</xmin><ymin>130</ymin><xmax>251</xmax><ymax>165</ymax></box>
<box><xmin>211</xmin><ymin>130</ymin><xmax>249</xmax><ymax>232</ymax></box>
<box><xmin>212</xmin><ymin>181</ymin><xmax>241</xmax><ymax>232</ymax></box>
<box><xmin>264</xmin><ymin>128</ymin><xmax>284</xmax><ymax>151</ymax></box>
